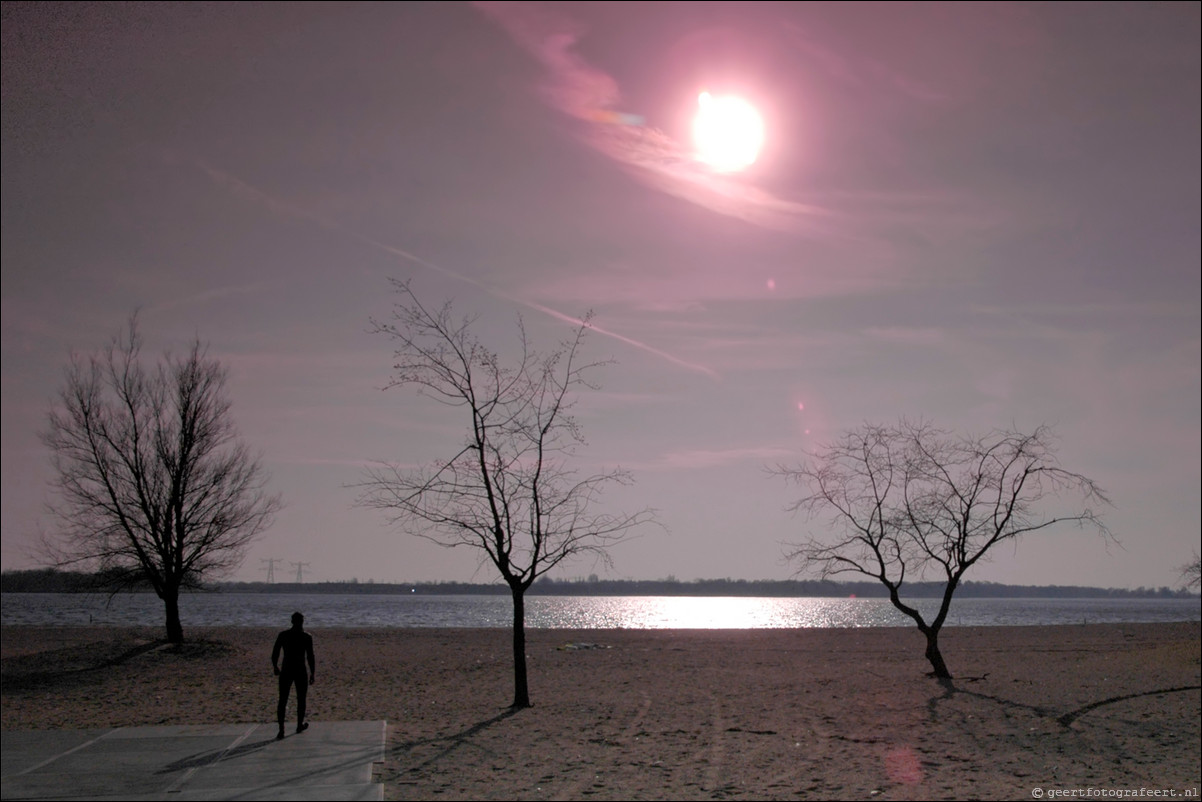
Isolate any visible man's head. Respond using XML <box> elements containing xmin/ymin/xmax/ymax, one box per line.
<box><xmin>291</xmin><ymin>611</ymin><xmax>304</xmax><ymax>627</ymax></box>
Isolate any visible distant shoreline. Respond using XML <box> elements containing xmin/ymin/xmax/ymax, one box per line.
<box><xmin>3</xmin><ymin>569</ymin><xmax>1198</xmax><ymax>599</ymax></box>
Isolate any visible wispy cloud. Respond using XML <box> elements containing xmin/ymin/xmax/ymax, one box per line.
<box><xmin>145</xmin><ymin>282</ymin><xmax>275</xmax><ymax>315</ymax></box>
<box><xmin>281</xmin><ymin>456</ymin><xmax>389</xmax><ymax>469</ymax></box>
<box><xmin>473</xmin><ymin>1</ymin><xmax>836</xmax><ymax>233</ymax></box>
<box><xmin>781</xmin><ymin>22</ymin><xmax>949</xmax><ymax>103</ymax></box>
<box><xmin>863</xmin><ymin>326</ymin><xmax>947</xmax><ymax>346</ymax></box>
<box><xmin>970</xmin><ymin>300</ymin><xmax>1199</xmax><ymax>320</ymax></box>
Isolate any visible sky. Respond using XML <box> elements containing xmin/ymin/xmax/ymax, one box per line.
<box><xmin>2</xmin><ymin>2</ymin><xmax>1198</xmax><ymax>589</ymax></box>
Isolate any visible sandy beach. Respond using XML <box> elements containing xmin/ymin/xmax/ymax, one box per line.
<box><xmin>2</xmin><ymin>622</ymin><xmax>1199</xmax><ymax>800</ymax></box>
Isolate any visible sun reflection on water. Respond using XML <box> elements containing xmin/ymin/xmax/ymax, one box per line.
<box><xmin>525</xmin><ymin>596</ymin><xmax>916</xmax><ymax>629</ymax></box>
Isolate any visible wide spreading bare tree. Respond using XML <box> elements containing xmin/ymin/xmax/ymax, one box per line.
<box><xmin>778</xmin><ymin>420</ymin><xmax>1109</xmax><ymax>678</ymax></box>
<box><xmin>358</xmin><ymin>280</ymin><xmax>653</xmax><ymax>709</ymax></box>
<box><xmin>41</xmin><ymin>317</ymin><xmax>280</xmax><ymax>643</ymax></box>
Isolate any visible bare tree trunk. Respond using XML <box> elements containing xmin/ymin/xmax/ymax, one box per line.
<box><xmin>922</xmin><ymin>627</ymin><xmax>951</xmax><ymax>679</ymax></box>
<box><xmin>510</xmin><ymin>587</ymin><xmax>530</xmax><ymax>709</ymax></box>
<box><xmin>163</xmin><ymin>589</ymin><xmax>184</xmax><ymax>644</ymax></box>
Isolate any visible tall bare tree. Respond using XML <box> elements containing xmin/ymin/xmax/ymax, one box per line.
<box><xmin>358</xmin><ymin>280</ymin><xmax>653</xmax><ymax>709</ymax></box>
<box><xmin>42</xmin><ymin>317</ymin><xmax>280</xmax><ymax>643</ymax></box>
<box><xmin>777</xmin><ymin>420</ymin><xmax>1109</xmax><ymax>678</ymax></box>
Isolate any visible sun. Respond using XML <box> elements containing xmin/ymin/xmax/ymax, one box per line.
<box><xmin>693</xmin><ymin>91</ymin><xmax>764</xmax><ymax>172</ymax></box>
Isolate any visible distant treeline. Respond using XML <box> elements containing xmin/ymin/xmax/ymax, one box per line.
<box><xmin>0</xmin><ymin>568</ymin><xmax>155</xmax><ymax>593</ymax></box>
<box><xmin>2</xmin><ymin>568</ymin><xmax>1196</xmax><ymax>599</ymax></box>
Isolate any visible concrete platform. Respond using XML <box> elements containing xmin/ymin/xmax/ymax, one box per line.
<box><xmin>0</xmin><ymin>721</ymin><xmax>385</xmax><ymax>801</ymax></box>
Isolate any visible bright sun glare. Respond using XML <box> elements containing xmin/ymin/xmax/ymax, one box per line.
<box><xmin>693</xmin><ymin>91</ymin><xmax>764</xmax><ymax>172</ymax></box>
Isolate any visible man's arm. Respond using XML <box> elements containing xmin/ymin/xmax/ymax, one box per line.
<box><xmin>271</xmin><ymin>633</ymin><xmax>283</xmax><ymax>674</ymax></box>
<box><xmin>306</xmin><ymin>634</ymin><xmax>315</xmax><ymax>682</ymax></box>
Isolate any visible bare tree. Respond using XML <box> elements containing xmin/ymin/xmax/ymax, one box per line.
<box><xmin>357</xmin><ymin>280</ymin><xmax>653</xmax><ymax>709</ymax></box>
<box><xmin>777</xmin><ymin>420</ymin><xmax>1109</xmax><ymax>678</ymax></box>
<box><xmin>41</xmin><ymin>317</ymin><xmax>280</xmax><ymax>643</ymax></box>
<box><xmin>1180</xmin><ymin>552</ymin><xmax>1201</xmax><ymax>591</ymax></box>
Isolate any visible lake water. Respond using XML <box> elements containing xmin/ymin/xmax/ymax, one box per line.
<box><xmin>2</xmin><ymin>592</ymin><xmax>1198</xmax><ymax>629</ymax></box>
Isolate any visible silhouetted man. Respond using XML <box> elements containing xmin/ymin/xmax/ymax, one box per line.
<box><xmin>272</xmin><ymin>611</ymin><xmax>315</xmax><ymax>740</ymax></box>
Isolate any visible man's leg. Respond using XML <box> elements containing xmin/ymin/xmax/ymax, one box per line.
<box><xmin>295</xmin><ymin>673</ymin><xmax>309</xmax><ymax>732</ymax></box>
<box><xmin>277</xmin><ymin>674</ymin><xmax>292</xmax><ymax>738</ymax></box>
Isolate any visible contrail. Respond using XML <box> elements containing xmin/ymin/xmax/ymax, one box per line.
<box><xmin>510</xmin><ymin>296</ymin><xmax>720</xmax><ymax>378</ymax></box>
<box><xmin>198</xmin><ymin>162</ymin><xmax>719</xmax><ymax>379</ymax></box>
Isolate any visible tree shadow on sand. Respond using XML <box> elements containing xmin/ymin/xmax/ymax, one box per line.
<box><xmin>1</xmin><ymin>637</ymin><xmax>234</xmax><ymax>694</ymax></box>
<box><xmin>381</xmin><ymin>708</ymin><xmax>521</xmax><ymax>783</ymax></box>
<box><xmin>926</xmin><ymin>675</ymin><xmax>1201</xmax><ymax>729</ymax></box>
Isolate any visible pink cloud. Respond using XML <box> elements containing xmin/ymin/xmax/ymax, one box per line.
<box><xmin>473</xmin><ymin>1</ymin><xmax>834</xmax><ymax>233</ymax></box>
